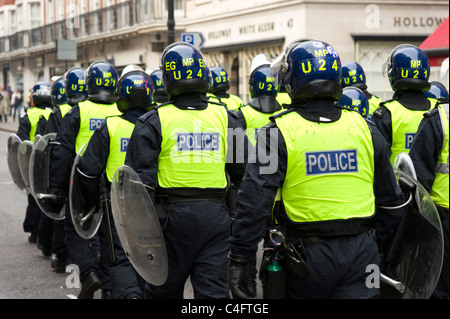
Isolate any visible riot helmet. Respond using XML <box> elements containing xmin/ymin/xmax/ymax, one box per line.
<box><xmin>425</xmin><ymin>81</ymin><xmax>449</xmax><ymax>101</ymax></box>
<box><xmin>337</xmin><ymin>87</ymin><xmax>370</xmax><ymax>119</ymax></box>
<box><xmin>249</xmin><ymin>54</ymin><xmax>279</xmax><ymax>99</ymax></box>
<box><xmin>116</xmin><ymin>67</ymin><xmax>154</xmax><ymax>112</ymax></box>
<box><xmin>341</xmin><ymin>62</ymin><xmax>367</xmax><ymax>90</ymax></box>
<box><xmin>85</xmin><ymin>60</ymin><xmax>118</xmax><ymax>103</ymax></box>
<box><xmin>159</xmin><ymin>42</ymin><xmax>208</xmax><ymax>97</ymax></box>
<box><xmin>50</xmin><ymin>77</ymin><xmax>67</xmax><ymax>107</ymax></box>
<box><xmin>149</xmin><ymin>70</ymin><xmax>168</xmax><ymax>99</ymax></box>
<box><xmin>210</xmin><ymin>67</ymin><xmax>230</xmax><ymax>94</ymax></box>
<box><xmin>384</xmin><ymin>44</ymin><xmax>430</xmax><ymax>92</ymax></box>
<box><xmin>63</xmin><ymin>67</ymin><xmax>88</xmax><ymax>104</ymax></box>
<box><xmin>32</xmin><ymin>81</ymin><xmax>52</xmax><ymax>107</ymax></box>
<box><xmin>272</xmin><ymin>39</ymin><xmax>342</xmax><ymax>102</ymax></box>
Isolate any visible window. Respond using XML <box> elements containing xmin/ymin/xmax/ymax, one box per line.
<box><xmin>29</xmin><ymin>2</ymin><xmax>42</xmax><ymax>29</ymax></box>
<box><xmin>9</xmin><ymin>10</ymin><xmax>17</xmax><ymax>34</ymax></box>
<box><xmin>356</xmin><ymin>40</ymin><xmax>422</xmax><ymax>101</ymax></box>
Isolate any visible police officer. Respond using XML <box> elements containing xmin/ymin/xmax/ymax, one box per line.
<box><xmin>47</xmin><ymin>61</ymin><xmax>122</xmax><ymax>299</ymax></box>
<box><xmin>74</xmin><ymin>66</ymin><xmax>154</xmax><ymax>299</ymax></box>
<box><xmin>372</xmin><ymin>44</ymin><xmax>438</xmax><ymax>164</ymax></box>
<box><xmin>341</xmin><ymin>62</ymin><xmax>382</xmax><ymax>120</ymax></box>
<box><xmin>235</xmin><ymin>53</ymin><xmax>284</xmax><ymax>296</ymax></box>
<box><xmin>33</xmin><ymin>77</ymin><xmax>70</xmax><ymax>271</ymax></box>
<box><xmin>209</xmin><ymin>67</ymin><xmax>244</xmax><ymax>111</ymax></box>
<box><xmin>409</xmin><ymin>99</ymin><xmax>449</xmax><ymax>299</ymax></box>
<box><xmin>148</xmin><ymin>70</ymin><xmax>169</xmax><ymax>104</ymax></box>
<box><xmin>337</xmin><ymin>86</ymin><xmax>370</xmax><ymax>119</ymax></box>
<box><xmin>45</xmin><ymin>67</ymin><xmax>88</xmax><ymax>134</ymax></box>
<box><xmin>237</xmin><ymin>54</ymin><xmax>283</xmax><ymax>147</ymax></box>
<box><xmin>228</xmin><ymin>40</ymin><xmax>406</xmax><ymax>299</ymax></box>
<box><xmin>16</xmin><ymin>82</ymin><xmax>53</xmax><ymax>244</ymax></box>
<box><xmin>125</xmin><ymin>42</ymin><xmax>247</xmax><ymax>298</ymax></box>
<box><xmin>425</xmin><ymin>81</ymin><xmax>449</xmax><ymax>102</ymax></box>
<box><xmin>409</xmin><ymin>61</ymin><xmax>449</xmax><ymax>299</ymax></box>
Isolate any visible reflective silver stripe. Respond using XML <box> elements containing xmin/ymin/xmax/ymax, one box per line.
<box><xmin>436</xmin><ymin>162</ymin><xmax>449</xmax><ymax>175</ymax></box>
<box><xmin>439</xmin><ymin>103</ymin><xmax>449</xmax><ymax>151</ymax></box>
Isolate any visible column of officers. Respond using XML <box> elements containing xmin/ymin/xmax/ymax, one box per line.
<box><xmin>16</xmin><ymin>39</ymin><xmax>448</xmax><ymax>300</ymax></box>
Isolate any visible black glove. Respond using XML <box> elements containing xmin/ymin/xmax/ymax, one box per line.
<box><xmin>227</xmin><ymin>252</ymin><xmax>256</xmax><ymax>299</ymax></box>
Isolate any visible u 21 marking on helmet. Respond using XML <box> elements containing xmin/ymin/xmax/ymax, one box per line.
<box><xmin>177</xmin><ymin>132</ymin><xmax>220</xmax><ymax>152</ymax></box>
<box><xmin>89</xmin><ymin>118</ymin><xmax>106</xmax><ymax>131</ymax></box>
<box><xmin>306</xmin><ymin>149</ymin><xmax>358</xmax><ymax>175</ymax></box>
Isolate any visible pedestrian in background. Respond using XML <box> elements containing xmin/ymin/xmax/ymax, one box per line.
<box><xmin>11</xmin><ymin>89</ymin><xmax>23</xmax><ymax>121</ymax></box>
<box><xmin>0</xmin><ymin>86</ymin><xmax>10</xmax><ymax>122</ymax></box>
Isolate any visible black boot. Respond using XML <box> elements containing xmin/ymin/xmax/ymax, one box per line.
<box><xmin>78</xmin><ymin>272</ymin><xmax>101</xmax><ymax>299</ymax></box>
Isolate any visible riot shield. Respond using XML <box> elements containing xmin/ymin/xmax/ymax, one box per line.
<box><xmin>393</xmin><ymin>152</ymin><xmax>417</xmax><ymax>180</ymax></box>
<box><xmin>18</xmin><ymin>140</ymin><xmax>34</xmax><ymax>193</ymax></box>
<box><xmin>7</xmin><ymin>134</ymin><xmax>28</xmax><ymax>193</ymax></box>
<box><xmin>29</xmin><ymin>133</ymin><xmax>65</xmax><ymax>220</ymax></box>
<box><xmin>380</xmin><ymin>171</ymin><xmax>444</xmax><ymax>299</ymax></box>
<box><xmin>69</xmin><ymin>143</ymin><xmax>103</xmax><ymax>239</ymax></box>
<box><xmin>111</xmin><ymin>165</ymin><xmax>168</xmax><ymax>286</ymax></box>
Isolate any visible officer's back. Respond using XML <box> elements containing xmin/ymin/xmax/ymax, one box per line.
<box><xmin>125</xmin><ymin>42</ymin><xmax>246</xmax><ymax>299</ymax></box>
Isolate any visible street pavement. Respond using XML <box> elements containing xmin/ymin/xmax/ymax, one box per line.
<box><xmin>0</xmin><ymin>119</ymin><xmax>19</xmax><ymax>134</ymax></box>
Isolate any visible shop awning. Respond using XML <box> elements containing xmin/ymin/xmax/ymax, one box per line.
<box><xmin>419</xmin><ymin>17</ymin><xmax>449</xmax><ymax>66</ymax></box>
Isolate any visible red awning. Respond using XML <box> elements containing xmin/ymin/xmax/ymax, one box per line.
<box><xmin>419</xmin><ymin>17</ymin><xmax>449</xmax><ymax>66</ymax></box>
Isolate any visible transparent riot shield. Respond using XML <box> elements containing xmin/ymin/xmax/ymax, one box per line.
<box><xmin>69</xmin><ymin>143</ymin><xmax>103</xmax><ymax>239</ymax></box>
<box><xmin>7</xmin><ymin>134</ymin><xmax>28</xmax><ymax>193</ymax></box>
<box><xmin>111</xmin><ymin>165</ymin><xmax>168</xmax><ymax>286</ymax></box>
<box><xmin>17</xmin><ymin>140</ymin><xmax>34</xmax><ymax>193</ymax></box>
<box><xmin>380</xmin><ymin>170</ymin><xmax>444</xmax><ymax>299</ymax></box>
<box><xmin>29</xmin><ymin>133</ymin><xmax>65</xmax><ymax>220</ymax></box>
<box><xmin>393</xmin><ymin>152</ymin><xmax>417</xmax><ymax>180</ymax></box>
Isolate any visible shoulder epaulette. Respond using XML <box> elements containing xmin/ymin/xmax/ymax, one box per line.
<box><xmin>138</xmin><ymin>108</ymin><xmax>158</xmax><ymax>123</ymax></box>
<box><xmin>424</xmin><ymin>105</ymin><xmax>440</xmax><ymax>118</ymax></box>
<box><xmin>269</xmin><ymin>108</ymin><xmax>296</xmax><ymax>122</ymax></box>
<box><xmin>372</xmin><ymin>105</ymin><xmax>389</xmax><ymax>118</ymax></box>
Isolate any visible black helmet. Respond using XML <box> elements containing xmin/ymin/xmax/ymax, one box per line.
<box><xmin>160</xmin><ymin>42</ymin><xmax>208</xmax><ymax>97</ymax></box>
<box><xmin>384</xmin><ymin>44</ymin><xmax>430</xmax><ymax>91</ymax></box>
<box><xmin>116</xmin><ymin>67</ymin><xmax>154</xmax><ymax>112</ymax></box>
<box><xmin>63</xmin><ymin>67</ymin><xmax>88</xmax><ymax>104</ymax></box>
<box><xmin>32</xmin><ymin>81</ymin><xmax>52</xmax><ymax>107</ymax></box>
<box><xmin>272</xmin><ymin>39</ymin><xmax>342</xmax><ymax>101</ymax></box>
<box><xmin>249</xmin><ymin>54</ymin><xmax>279</xmax><ymax>99</ymax></box>
<box><xmin>85</xmin><ymin>60</ymin><xmax>118</xmax><ymax>103</ymax></box>
<box><xmin>50</xmin><ymin>77</ymin><xmax>68</xmax><ymax>107</ymax></box>
<box><xmin>341</xmin><ymin>62</ymin><xmax>367</xmax><ymax>90</ymax></box>
<box><xmin>210</xmin><ymin>67</ymin><xmax>230</xmax><ymax>94</ymax></box>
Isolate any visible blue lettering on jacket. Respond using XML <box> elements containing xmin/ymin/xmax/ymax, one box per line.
<box><xmin>306</xmin><ymin>149</ymin><xmax>358</xmax><ymax>175</ymax></box>
<box><xmin>121</xmin><ymin>138</ymin><xmax>129</xmax><ymax>152</ymax></box>
<box><xmin>177</xmin><ymin>133</ymin><xmax>220</xmax><ymax>151</ymax></box>
<box><xmin>89</xmin><ymin>118</ymin><xmax>105</xmax><ymax>131</ymax></box>
<box><xmin>405</xmin><ymin>133</ymin><xmax>416</xmax><ymax>149</ymax></box>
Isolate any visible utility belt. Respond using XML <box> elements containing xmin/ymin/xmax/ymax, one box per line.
<box><xmin>153</xmin><ymin>188</ymin><xmax>227</xmax><ymax>225</ymax></box>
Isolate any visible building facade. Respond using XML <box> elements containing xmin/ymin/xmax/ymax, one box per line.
<box><xmin>0</xmin><ymin>0</ymin><xmax>448</xmax><ymax>103</ymax></box>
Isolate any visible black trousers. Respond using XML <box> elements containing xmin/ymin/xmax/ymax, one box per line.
<box><xmin>286</xmin><ymin>231</ymin><xmax>380</xmax><ymax>299</ymax></box>
<box><xmin>23</xmin><ymin>194</ymin><xmax>41</xmax><ymax>236</ymax></box>
<box><xmin>144</xmin><ymin>201</ymin><xmax>230</xmax><ymax>299</ymax></box>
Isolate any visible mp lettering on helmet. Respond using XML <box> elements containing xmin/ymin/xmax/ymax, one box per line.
<box><xmin>89</xmin><ymin>118</ymin><xmax>105</xmax><ymax>131</ymax></box>
<box><xmin>306</xmin><ymin>150</ymin><xmax>358</xmax><ymax>175</ymax></box>
<box><xmin>177</xmin><ymin>133</ymin><xmax>220</xmax><ymax>152</ymax></box>
<box><xmin>121</xmin><ymin>138</ymin><xmax>129</xmax><ymax>152</ymax></box>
